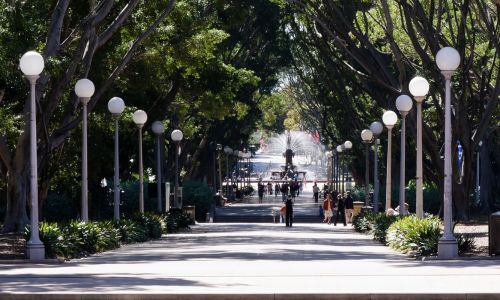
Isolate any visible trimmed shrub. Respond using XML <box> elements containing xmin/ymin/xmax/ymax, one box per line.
<box><xmin>352</xmin><ymin>210</ymin><xmax>376</xmax><ymax>233</ymax></box>
<box><xmin>372</xmin><ymin>214</ymin><xmax>400</xmax><ymax>244</ymax></box>
<box><xmin>163</xmin><ymin>208</ymin><xmax>194</xmax><ymax>233</ymax></box>
<box><xmin>386</xmin><ymin>215</ymin><xmax>442</xmax><ymax>256</ymax></box>
<box><xmin>25</xmin><ymin>212</ymin><xmax>191</xmax><ymax>259</ymax></box>
<box><xmin>182</xmin><ymin>180</ymin><xmax>213</xmax><ymax>222</ymax></box>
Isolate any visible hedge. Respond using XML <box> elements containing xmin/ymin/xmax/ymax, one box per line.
<box><xmin>25</xmin><ymin>210</ymin><xmax>194</xmax><ymax>259</ymax></box>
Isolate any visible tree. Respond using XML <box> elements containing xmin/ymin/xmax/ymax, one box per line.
<box><xmin>284</xmin><ymin>0</ymin><xmax>500</xmax><ymax>220</ymax></box>
<box><xmin>0</xmin><ymin>0</ymin><xmax>176</xmax><ymax>232</ymax></box>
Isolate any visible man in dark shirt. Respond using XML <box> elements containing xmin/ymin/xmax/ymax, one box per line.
<box><xmin>334</xmin><ymin>193</ymin><xmax>347</xmax><ymax>226</ymax></box>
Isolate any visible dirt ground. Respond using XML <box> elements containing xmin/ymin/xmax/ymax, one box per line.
<box><xmin>455</xmin><ymin>222</ymin><xmax>490</xmax><ymax>256</ymax></box>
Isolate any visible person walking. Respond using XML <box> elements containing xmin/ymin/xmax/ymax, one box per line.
<box><xmin>275</xmin><ymin>183</ymin><xmax>280</xmax><ymax>198</ymax></box>
<box><xmin>344</xmin><ymin>191</ymin><xmax>354</xmax><ymax>224</ymax></box>
<box><xmin>334</xmin><ymin>193</ymin><xmax>347</xmax><ymax>226</ymax></box>
<box><xmin>267</xmin><ymin>181</ymin><xmax>273</xmax><ymax>196</ymax></box>
<box><xmin>323</xmin><ymin>194</ymin><xmax>333</xmax><ymax>224</ymax></box>
<box><xmin>313</xmin><ymin>183</ymin><xmax>319</xmax><ymax>203</ymax></box>
<box><xmin>285</xmin><ymin>195</ymin><xmax>294</xmax><ymax>227</ymax></box>
<box><xmin>257</xmin><ymin>181</ymin><xmax>265</xmax><ymax>204</ymax></box>
<box><xmin>280</xmin><ymin>181</ymin><xmax>288</xmax><ymax>202</ymax></box>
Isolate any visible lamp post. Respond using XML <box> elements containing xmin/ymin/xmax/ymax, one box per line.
<box><xmin>75</xmin><ymin>79</ymin><xmax>95</xmax><ymax>222</ymax></box>
<box><xmin>233</xmin><ymin>150</ymin><xmax>240</xmax><ymax>192</ymax></box>
<box><xmin>476</xmin><ymin>141</ymin><xmax>482</xmax><ymax>206</ymax></box>
<box><xmin>343</xmin><ymin>141</ymin><xmax>352</xmax><ymax>191</ymax></box>
<box><xmin>171</xmin><ymin>129</ymin><xmax>183</xmax><ymax>208</ymax></box>
<box><xmin>332</xmin><ymin>149</ymin><xmax>337</xmax><ymax>191</ymax></box>
<box><xmin>436</xmin><ymin>46</ymin><xmax>460</xmax><ymax>258</ymax></box>
<box><xmin>382</xmin><ymin>111</ymin><xmax>398</xmax><ymax>212</ymax></box>
<box><xmin>132</xmin><ymin>110</ymin><xmax>147</xmax><ymax>214</ymax></box>
<box><xmin>224</xmin><ymin>146</ymin><xmax>233</xmax><ymax>197</ymax></box>
<box><xmin>20</xmin><ymin>51</ymin><xmax>45</xmax><ymax>260</ymax></box>
<box><xmin>409</xmin><ymin>76</ymin><xmax>430</xmax><ymax>218</ymax></box>
<box><xmin>151</xmin><ymin>121</ymin><xmax>165</xmax><ymax>212</ymax></box>
<box><xmin>325</xmin><ymin>151</ymin><xmax>333</xmax><ymax>189</ymax></box>
<box><xmin>217</xmin><ymin>144</ymin><xmax>223</xmax><ymax>194</ymax></box>
<box><xmin>108</xmin><ymin>97</ymin><xmax>125</xmax><ymax>220</ymax></box>
<box><xmin>370</xmin><ymin>122</ymin><xmax>383</xmax><ymax>212</ymax></box>
<box><xmin>336</xmin><ymin>145</ymin><xmax>343</xmax><ymax>193</ymax></box>
<box><xmin>361</xmin><ymin>129</ymin><xmax>373</xmax><ymax>207</ymax></box>
<box><xmin>396</xmin><ymin>94</ymin><xmax>413</xmax><ymax>216</ymax></box>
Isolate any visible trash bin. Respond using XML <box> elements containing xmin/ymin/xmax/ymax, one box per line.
<box><xmin>183</xmin><ymin>205</ymin><xmax>196</xmax><ymax>221</ymax></box>
<box><xmin>352</xmin><ymin>201</ymin><xmax>364</xmax><ymax>217</ymax></box>
<box><xmin>489</xmin><ymin>211</ymin><xmax>500</xmax><ymax>256</ymax></box>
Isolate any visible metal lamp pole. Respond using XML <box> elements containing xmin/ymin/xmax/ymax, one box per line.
<box><xmin>409</xmin><ymin>76</ymin><xmax>430</xmax><ymax>218</ymax></box>
<box><xmin>108</xmin><ymin>97</ymin><xmax>125</xmax><ymax>220</ymax></box>
<box><xmin>75</xmin><ymin>79</ymin><xmax>95</xmax><ymax>222</ymax></box>
<box><xmin>370</xmin><ymin>122</ymin><xmax>383</xmax><ymax>212</ymax></box>
<box><xmin>152</xmin><ymin>121</ymin><xmax>165</xmax><ymax>212</ymax></box>
<box><xmin>395</xmin><ymin>95</ymin><xmax>413</xmax><ymax>216</ymax></box>
<box><xmin>20</xmin><ymin>51</ymin><xmax>45</xmax><ymax>260</ymax></box>
<box><xmin>436</xmin><ymin>46</ymin><xmax>460</xmax><ymax>259</ymax></box>
<box><xmin>171</xmin><ymin>129</ymin><xmax>183</xmax><ymax>208</ymax></box>
<box><xmin>382</xmin><ymin>111</ymin><xmax>398</xmax><ymax>212</ymax></box>
<box><xmin>361</xmin><ymin>129</ymin><xmax>373</xmax><ymax>207</ymax></box>
<box><xmin>133</xmin><ymin>110</ymin><xmax>147</xmax><ymax>213</ymax></box>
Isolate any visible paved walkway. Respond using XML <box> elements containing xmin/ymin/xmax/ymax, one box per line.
<box><xmin>1</xmin><ymin>222</ymin><xmax>499</xmax><ymax>297</ymax></box>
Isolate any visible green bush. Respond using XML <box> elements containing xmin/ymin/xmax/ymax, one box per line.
<box><xmin>372</xmin><ymin>214</ymin><xmax>400</xmax><ymax>244</ymax></box>
<box><xmin>386</xmin><ymin>215</ymin><xmax>442</xmax><ymax>256</ymax></box>
<box><xmin>115</xmin><ymin>218</ymin><xmax>148</xmax><ymax>243</ymax></box>
<box><xmin>24</xmin><ymin>212</ymin><xmax>190</xmax><ymax>259</ymax></box>
<box><xmin>352</xmin><ymin>210</ymin><xmax>376</xmax><ymax>233</ymax></box>
<box><xmin>182</xmin><ymin>180</ymin><xmax>213</xmax><ymax>222</ymax></box>
<box><xmin>163</xmin><ymin>208</ymin><xmax>194</xmax><ymax>233</ymax></box>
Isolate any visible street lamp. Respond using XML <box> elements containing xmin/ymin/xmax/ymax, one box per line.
<box><xmin>370</xmin><ymin>121</ymin><xmax>383</xmax><ymax>212</ymax></box>
<box><xmin>396</xmin><ymin>94</ymin><xmax>413</xmax><ymax>216</ymax></box>
<box><xmin>75</xmin><ymin>78</ymin><xmax>95</xmax><ymax>222</ymax></box>
<box><xmin>151</xmin><ymin>121</ymin><xmax>165</xmax><ymax>212</ymax></box>
<box><xmin>20</xmin><ymin>51</ymin><xmax>45</xmax><ymax>260</ymax></box>
<box><xmin>171</xmin><ymin>129</ymin><xmax>183</xmax><ymax>208</ymax></box>
<box><xmin>436</xmin><ymin>46</ymin><xmax>460</xmax><ymax>258</ymax></box>
<box><xmin>382</xmin><ymin>110</ymin><xmax>398</xmax><ymax>213</ymax></box>
<box><xmin>409</xmin><ymin>76</ymin><xmax>430</xmax><ymax>219</ymax></box>
<box><xmin>336</xmin><ymin>145</ymin><xmax>342</xmax><ymax>192</ymax></box>
<box><xmin>224</xmin><ymin>146</ymin><xmax>233</xmax><ymax>197</ymax></box>
<box><xmin>325</xmin><ymin>151</ymin><xmax>333</xmax><ymax>189</ymax></box>
<box><xmin>132</xmin><ymin>110</ymin><xmax>147</xmax><ymax>214</ymax></box>
<box><xmin>343</xmin><ymin>141</ymin><xmax>352</xmax><ymax>191</ymax></box>
<box><xmin>361</xmin><ymin>129</ymin><xmax>373</xmax><ymax>207</ymax></box>
<box><xmin>108</xmin><ymin>97</ymin><xmax>125</xmax><ymax>220</ymax></box>
<box><xmin>216</xmin><ymin>144</ymin><xmax>223</xmax><ymax>194</ymax></box>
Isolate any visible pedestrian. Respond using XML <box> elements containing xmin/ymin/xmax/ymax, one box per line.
<box><xmin>258</xmin><ymin>181</ymin><xmax>264</xmax><ymax>204</ymax></box>
<box><xmin>319</xmin><ymin>204</ymin><xmax>324</xmax><ymax>220</ymax></box>
<box><xmin>280</xmin><ymin>182</ymin><xmax>288</xmax><ymax>202</ymax></box>
<box><xmin>344</xmin><ymin>191</ymin><xmax>354</xmax><ymax>224</ymax></box>
<box><xmin>267</xmin><ymin>181</ymin><xmax>273</xmax><ymax>196</ymax></box>
<box><xmin>323</xmin><ymin>194</ymin><xmax>333</xmax><ymax>224</ymax></box>
<box><xmin>275</xmin><ymin>183</ymin><xmax>280</xmax><ymax>197</ymax></box>
<box><xmin>322</xmin><ymin>184</ymin><xmax>329</xmax><ymax>200</ymax></box>
<box><xmin>313</xmin><ymin>183</ymin><xmax>319</xmax><ymax>203</ymax></box>
<box><xmin>334</xmin><ymin>193</ymin><xmax>347</xmax><ymax>226</ymax></box>
<box><xmin>285</xmin><ymin>195</ymin><xmax>294</xmax><ymax>227</ymax></box>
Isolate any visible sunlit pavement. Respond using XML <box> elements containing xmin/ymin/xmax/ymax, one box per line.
<box><xmin>1</xmin><ymin>222</ymin><xmax>500</xmax><ymax>298</ymax></box>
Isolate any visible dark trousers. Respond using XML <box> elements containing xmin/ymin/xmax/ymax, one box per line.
<box><xmin>286</xmin><ymin>212</ymin><xmax>293</xmax><ymax>227</ymax></box>
<box><xmin>334</xmin><ymin>208</ymin><xmax>346</xmax><ymax>226</ymax></box>
<box><xmin>314</xmin><ymin>192</ymin><xmax>319</xmax><ymax>203</ymax></box>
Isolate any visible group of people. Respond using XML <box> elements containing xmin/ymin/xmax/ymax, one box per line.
<box><xmin>258</xmin><ymin>179</ymin><xmax>303</xmax><ymax>204</ymax></box>
<box><xmin>316</xmin><ymin>185</ymin><xmax>354</xmax><ymax>226</ymax></box>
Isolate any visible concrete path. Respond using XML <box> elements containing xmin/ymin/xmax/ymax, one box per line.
<box><xmin>1</xmin><ymin>222</ymin><xmax>499</xmax><ymax>298</ymax></box>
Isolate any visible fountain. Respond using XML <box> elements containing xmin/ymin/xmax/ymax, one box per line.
<box><xmin>262</xmin><ymin>130</ymin><xmax>325</xmax><ymax>181</ymax></box>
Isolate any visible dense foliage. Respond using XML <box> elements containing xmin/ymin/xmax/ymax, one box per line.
<box><xmin>282</xmin><ymin>0</ymin><xmax>500</xmax><ymax>219</ymax></box>
<box><xmin>24</xmin><ymin>211</ymin><xmax>192</xmax><ymax>259</ymax></box>
<box><xmin>353</xmin><ymin>211</ymin><xmax>476</xmax><ymax>257</ymax></box>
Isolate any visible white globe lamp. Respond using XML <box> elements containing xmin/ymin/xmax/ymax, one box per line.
<box><xmin>20</xmin><ymin>51</ymin><xmax>44</xmax><ymax>76</ymax></box>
